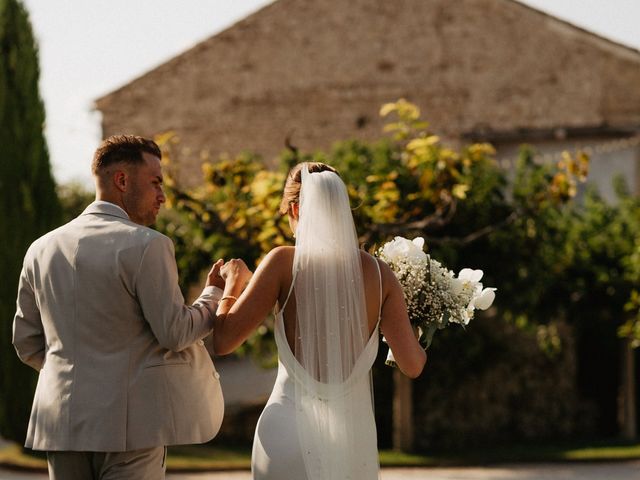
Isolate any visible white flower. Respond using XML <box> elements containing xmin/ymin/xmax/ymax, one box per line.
<box><xmin>461</xmin><ymin>308</ymin><xmax>472</xmax><ymax>325</ymax></box>
<box><xmin>458</xmin><ymin>268</ymin><xmax>484</xmax><ymax>283</ymax></box>
<box><xmin>472</xmin><ymin>287</ymin><xmax>497</xmax><ymax>310</ymax></box>
<box><xmin>382</xmin><ymin>336</ymin><xmax>397</xmax><ymax>367</ymax></box>
<box><xmin>381</xmin><ymin>236</ymin><xmax>427</xmax><ymax>263</ymax></box>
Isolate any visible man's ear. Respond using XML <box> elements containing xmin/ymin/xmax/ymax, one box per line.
<box><xmin>113</xmin><ymin>170</ymin><xmax>127</xmax><ymax>193</ymax></box>
<box><xmin>289</xmin><ymin>202</ymin><xmax>299</xmax><ymax>219</ymax></box>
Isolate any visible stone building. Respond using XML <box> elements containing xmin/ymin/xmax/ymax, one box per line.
<box><xmin>95</xmin><ymin>0</ymin><xmax>640</xmax><ymax>198</ymax></box>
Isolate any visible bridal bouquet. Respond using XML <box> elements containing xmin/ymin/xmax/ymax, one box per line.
<box><xmin>376</xmin><ymin>236</ymin><xmax>496</xmax><ymax>366</ymax></box>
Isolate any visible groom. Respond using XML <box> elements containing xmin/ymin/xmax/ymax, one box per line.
<box><xmin>13</xmin><ymin>135</ymin><xmax>224</xmax><ymax>479</ymax></box>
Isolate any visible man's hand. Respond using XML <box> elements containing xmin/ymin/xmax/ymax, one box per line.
<box><xmin>206</xmin><ymin>259</ymin><xmax>225</xmax><ymax>289</ymax></box>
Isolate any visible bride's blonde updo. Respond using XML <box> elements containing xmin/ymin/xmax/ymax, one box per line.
<box><xmin>279</xmin><ymin>162</ymin><xmax>339</xmax><ymax>215</ymax></box>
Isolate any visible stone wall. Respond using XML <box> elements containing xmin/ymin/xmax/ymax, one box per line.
<box><xmin>95</xmin><ymin>0</ymin><xmax>640</xmax><ymax>187</ymax></box>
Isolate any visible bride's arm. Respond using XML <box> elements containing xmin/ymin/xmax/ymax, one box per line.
<box><xmin>378</xmin><ymin>260</ymin><xmax>427</xmax><ymax>378</ymax></box>
<box><xmin>212</xmin><ymin>247</ymin><xmax>287</xmax><ymax>355</ymax></box>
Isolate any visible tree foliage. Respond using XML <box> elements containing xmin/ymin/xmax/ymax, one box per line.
<box><xmin>56</xmin><ymin>181</ymin><xmax>94</xmax><ymax>223</ymax></box>
<box><xmin>562</xmin><ymin>179</ymin><xmax>640</xmax><ymax>345</ymax></box>
<box><xmin>155</xmin><ymin>99</ymin><xmax>612</xmax><ymax>357</ymax></box>
<box><xmin>0</xmin><ymin>0</ymin><xmax>62</xmax><ymax>443</ymax></box>
<box><xmin>155</xmin><ymin>98</ymin><xmax>640</xmax><ymax>442</ymax></box>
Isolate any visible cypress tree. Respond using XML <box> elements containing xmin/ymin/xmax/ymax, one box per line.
<box><xmin>0</xmin><ymin>0</ymin><xmax>62</xmax><ymax>443</ymax></box>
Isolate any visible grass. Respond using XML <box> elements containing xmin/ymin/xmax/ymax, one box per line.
<box><xmin>549</xmin><ymin>441</ymin><xmax>640</xmax><ymax>462</ymax></box>
<box><xmin>0</xmin><ymin>443</ymin><xmax>46</xmax><ymax>470</ymax></box>
<box><xmin>1</xmin><ymin>438</ymin><xmax>639</xmax><ymax>472</ymax></box>
<box><xmin>417</xmin><ymin>439</ymin><xmax>640</xmax><ymax>465</ymax></box>
<box><xmin>167</xmin><ymin>445</ymin><xmax>251</xmax><ymax>471</ymax></box>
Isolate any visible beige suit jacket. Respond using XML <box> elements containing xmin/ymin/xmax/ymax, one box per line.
<box><xmin>12</xmin><ymin>201</ymin><xmax>224</xmax><ymax>452</ymax></box>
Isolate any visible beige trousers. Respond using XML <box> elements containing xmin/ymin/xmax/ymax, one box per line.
<box><xmin>47</xmin><ymin>446</ymin><xmax>166</xmax><ymax>480</ymax></box>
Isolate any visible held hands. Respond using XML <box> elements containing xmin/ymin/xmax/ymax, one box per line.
<box><xmin>205</xmin><ymin>258</ymin><xmax>253</xmax><ymax>304</ymax></box>
<box><xmin>217</xmin><ymin>259</ymin><xmax>253</xmax><ymax>313</ymax></box>
<box><xmin>220</xmin><ymin>258</ymin><xmax>253</xmax><ymax>287</ymax></box>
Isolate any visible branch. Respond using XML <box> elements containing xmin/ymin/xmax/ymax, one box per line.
<box><xmin>360</xmin><ymin>199</ymin><xmax>457</xmax><ymax>244</ymax></box>
<box><xmin>404</xmin><ymin>199</ymin><xmax>457</xmax><ymax>230</ymax></box>
<box><xmin>360</xmin><ymin>211</ymin><xmax>519</xmax><ymax>247</ymax></box>
<box><xmin>416</xmin><ymin>211</ymin><xmax>518</xmax><ymax>246</ymax></box>
<box><xmin>167</xmin><ymin>187</ymin><xmax>258</xmax><ymax>257</ymax></box>
<box><xmin>285</xmin><ymin>131</ymin><xmax>299</xmax><ymax>161</ymax></box>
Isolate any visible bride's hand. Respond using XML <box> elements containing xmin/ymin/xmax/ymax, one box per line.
<box><xmin>220</xmin><ymin>258</ymin><xmax>253</xmax><ymax>287</ymax></box>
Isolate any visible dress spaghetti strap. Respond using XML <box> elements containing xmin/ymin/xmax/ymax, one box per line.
<box><xmin>276</xmin><ymin>269</ymin><xmax>297</xmax><ymax>316</ymax></box>
<box><xmin>374</xmin><ymin>258</ymin><xmax>383</xmax><ymax>321</ymax></box>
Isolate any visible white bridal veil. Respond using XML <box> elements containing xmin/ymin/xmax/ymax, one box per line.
<box><xmin>292</xmin><ymin>164</ymin><xmax>377</xmax><ymax>479</ymax></box>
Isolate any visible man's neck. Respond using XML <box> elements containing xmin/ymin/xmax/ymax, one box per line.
<box><xmin>96</xmin><ymin>192</ymin><xmax>125</xmax><ymax>211</ymax></box>
<box><xmin>95</xmin><ymin>197</ymin><xmax>129</xmax><ymax>217</ymax></box>
<box><xmin>94</xmin><ymin>195</ymin><xmax>129</xmax><ymax>218</ymax></box>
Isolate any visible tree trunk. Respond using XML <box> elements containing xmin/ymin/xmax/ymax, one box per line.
<box><xmin>392</xmin><ymin>368</ymin><xmax>414</xmax><ymax>451</ymax></box>
<box><xmin>618</xmin><ymin>337</ymin><xmax>637</xmax><ymax>440</ymax></box>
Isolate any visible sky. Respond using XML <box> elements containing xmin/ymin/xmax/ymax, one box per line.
<box><xmin>21</xmin><ymin>0</ymin><xmax>640</xmax><ymax>189</ymax></box>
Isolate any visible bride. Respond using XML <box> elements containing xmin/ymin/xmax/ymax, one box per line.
<box><xmin>213</xmin><ymin>162</ymin><xmax>426</xmax><ymax>479</ymax></box>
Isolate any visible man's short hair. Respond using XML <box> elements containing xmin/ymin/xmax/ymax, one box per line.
<box><xmin>92</xmin><ymin>135</ymin><xmax>161</xmax><ymax>175</ymax></box>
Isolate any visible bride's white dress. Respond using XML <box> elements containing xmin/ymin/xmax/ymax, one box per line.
<box><xmin>251</xmin><ymin>263</ymin><xmax>382</xmax><ymax>480</ymax></box>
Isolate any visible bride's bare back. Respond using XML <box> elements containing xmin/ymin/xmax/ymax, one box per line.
<box><xmin>214</xmin><ymin>245</ymin><xmax>425</xmax><ymax>379</ymax></box>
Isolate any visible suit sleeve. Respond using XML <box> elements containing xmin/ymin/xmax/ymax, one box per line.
<box><xmin>136</xmin><ymin>235</ymin><xmax>215</xmax><ymax>352</ymax></box>
<box><xmin>194</xmin><ymin>286</ymin><xmax>222</xmax><ymax>357</ymax></box>
<box><xmin>13</xmin><ymin>264</ymin><xmax>45</xmax><ymax>371</ymax></box>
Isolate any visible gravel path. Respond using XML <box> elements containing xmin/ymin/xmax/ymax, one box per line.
<box><xmin>2</xmin><ymin>461</ymin><xmax>639</xmax><ymax>480</ymax></box>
